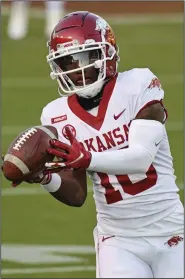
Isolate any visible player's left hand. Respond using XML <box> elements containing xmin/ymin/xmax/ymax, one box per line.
<box><xmin>46</xmin><ymin>127</ymin><xmax>92</xmax><ymax>170</ymax></box>
<box><xmin>1</xmin><ymin>154</ymin><xmax>61</xmax><ymax>187</ymax></box>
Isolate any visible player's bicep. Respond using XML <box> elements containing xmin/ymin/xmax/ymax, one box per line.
<box><xmin>135</xmin><ymin>102</ymin><xmax>166</xmax><ymax>124</ymax></box>
<box><xmin>132</xmin><ymin>71</ymin><xmax>168</xmax><ymax>123</ymax></box>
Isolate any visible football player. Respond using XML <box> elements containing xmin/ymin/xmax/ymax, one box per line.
<box><xmin>10</xmin><ymin>11</ymin><xmax>185</xmax><ymax>278</ymax></box>
<box><xmin>7</xmin><ymin>0</ymin><xmax>65</xmax><ymax>40</ymax></box>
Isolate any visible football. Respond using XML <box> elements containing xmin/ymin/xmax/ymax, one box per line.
<box><xmin>3</xmin><ymin>125</ymin><xmax>58</xmax><ymax>182</ymax></box>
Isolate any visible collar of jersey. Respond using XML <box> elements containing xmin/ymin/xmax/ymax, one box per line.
<box><xmin>68</xmin><ymin>75</ymin><xmax>118</xmax><ymax>130</ymax></box>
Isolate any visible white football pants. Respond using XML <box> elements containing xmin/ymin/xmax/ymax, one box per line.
<box><xmin>93</xmin><ymin>228</ymin><xmax>184</xmax><ymax>278</ymax></box>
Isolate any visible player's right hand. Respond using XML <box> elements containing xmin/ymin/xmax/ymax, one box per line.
<box><xmin>46</xmin><ymin>127</ymin><xmax>91</xmax><ymax>170</ymax></box>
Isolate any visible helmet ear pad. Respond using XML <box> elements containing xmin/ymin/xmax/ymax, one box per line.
<box><xmin>105</xmin><ymin>44</ymin><xmax>120</xmax><ymax>78</ymax></box>
<box><xmin>106</xmin><ymin>57</ymin><xmax>118</xmax><ymax>78</ymax></box>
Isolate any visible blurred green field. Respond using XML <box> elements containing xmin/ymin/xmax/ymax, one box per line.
<box><xmin>2</xmin><ymin>10</ymin><xmax>184</xmax><ymax>278</ymax></box>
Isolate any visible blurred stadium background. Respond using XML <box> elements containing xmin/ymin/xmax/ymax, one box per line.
<box><xmin>2</xmin><ymin>1</ymin><xmax>184</xmax><ymax>278</ymax></box>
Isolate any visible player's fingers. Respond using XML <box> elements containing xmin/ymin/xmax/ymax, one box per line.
<box><xmin>45</xmin><ymin>167</ymin><xmax>62</xmax><ymax>174</ymax></box>
<box><xmin>65</xmin><ymin>127</ymin><xmax>75</xmax><ymax>144</ymax></box>
<box><xmin>45</xmin><ymin>162</ymin><xmax>66</xmax><ymax>168</ymax></box>
<box><xmin>47</xmin><ymin>148</ymin><xmax>69</xmax><ymax>159</ymax></box>
<box><xmin>49</xmin><ymin>139</ymin><xmax>70</xmax><ymax>152</ymax></box>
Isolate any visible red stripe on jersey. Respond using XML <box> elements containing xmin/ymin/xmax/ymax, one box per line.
<box><xmin>68</xmin><ymin>75</ymin><xmax>118</xmax><ymax>130</ymax></box>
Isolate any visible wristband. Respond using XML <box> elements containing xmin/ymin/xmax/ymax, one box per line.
<box><xmin>41</xmin><ymin>173</ymin><xmax>61</xmax><ymax>193</ymax></box>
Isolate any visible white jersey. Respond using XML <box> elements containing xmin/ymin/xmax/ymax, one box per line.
<box><xmin>41</xmin><ymin>68</ymin><xmax>183</xmax><ymax>237</ymax></box>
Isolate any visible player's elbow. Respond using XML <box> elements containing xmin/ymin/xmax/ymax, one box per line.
<box><xmin>51</xmin><ymin>190</ymin><xmax>87</xmax><ymax>207</ymax></box>
<box><xmin>136</xmin><ymin>161</ymin><xmax>151</xmax><ymax>174</ymax></box>
<box><xmin>134</xmin><ymin>146</ymin><xmax>153</xmax><ymax>173</ymax></box>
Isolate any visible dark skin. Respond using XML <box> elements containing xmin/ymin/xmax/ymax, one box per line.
<box><xmin>50</xmin><ymin>169</ymin><xmax>87</xmax><ymax>207</ymax></box>
<box><xmin>135</xmin><ymin>102</ymin><xmax>165</xmax><ymax>124</ymax></box>
<box><xmin>55</xmin><ymin>50</ymin><xmax>99</xmax><ymax>87</ymax></box>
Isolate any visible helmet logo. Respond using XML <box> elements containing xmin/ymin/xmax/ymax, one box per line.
<box><xmin>107</xmin><ymin>27</ymin><xmax>116</xmax><ymax>46</ymax></box>
<box><xmin>62</xmin><ymin>124</ymin><xmax>76</xmax><ymax>139</ymax></box>
<box><xmin>95</xmin><ymin>18</ymin><xmax>107</xmax><ymax>35</ymax></box>
<box><xmin>95</xmin><ymin>18</ymin><xmax>116</xmax><ymax>46</ymax></box>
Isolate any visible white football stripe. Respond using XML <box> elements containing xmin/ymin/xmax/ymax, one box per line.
<box><xmin>36</xmin><ymin>126</ymin><xmax>57</xmax><ymax>139</ymax></box>
<box><xmin>2</xmin><ymin>265</ymin><xmax>96</xmax><ymax>275</ymax></box>
<box><xmin>4</xmin><ymin>154</ymin><xmax>30</xmax><ymax>175</ymax></box>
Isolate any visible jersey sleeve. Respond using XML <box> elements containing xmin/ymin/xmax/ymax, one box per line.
<box><xmin>40</xmin><ymin>107</ymin><xmax>51</xmax><ymax>125</ymax></box>
<box><xmin>133</xmin><ymin>69</ymin><xmax>167</xmax><ymax>120</ymax></box>
<box><xmin>40</xmin><ymin>104</ymin><xmax>71</xmax><ymax>144</ymax></box>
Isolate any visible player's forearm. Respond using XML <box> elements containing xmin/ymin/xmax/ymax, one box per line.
<box><xmin>43</xmin><ymin>170</ymin><xmax>87</xmax><ymax>207</ymax></box>
<box><xmin>50</xmin><ymin>182</ymin><xmax>85</xmax><ymax>207</ymax></box>
<box><xmin>88</xmin><ymin>120</ymin><xmax>164</xmax><ymax>175</ymax></box>
<box><xmin>88</xmin><ymin>145</ymin><xmax>153</xmax><ymax>174</ymax></box>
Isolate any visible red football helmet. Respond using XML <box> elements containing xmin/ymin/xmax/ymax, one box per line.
<box><xmin>47</xmin><ymin>11</ymin><xmax>120</xmax><ymax>98</ymax></box>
